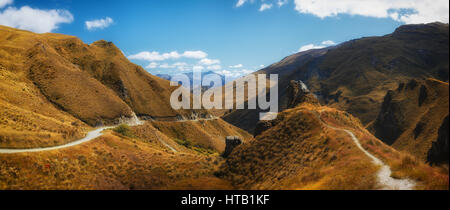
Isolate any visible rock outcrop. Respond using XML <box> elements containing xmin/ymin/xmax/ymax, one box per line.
<box><xmin>427</xmin><ymin>116</ymin><xmax>449</xmax><ymax>165</ymax></box>
<box><xmin>253</xmin><ymin>80</ymin><xmax>319</xmax><ymax>137</ymax></box>
<box><xmin>223</xmin><ymin>23</ymin><xmax>449</xmax><ymax>134</ymax></box>
<box><xmin>222</xmin><ymin>136</ymin><xmax>242</xmax><ymax>158</ymax></box>
<box><xmin>254</xmin><ymin>118</ymin><xmax>281</xmax><ymax>137</ymax></box>
<box><xmin>369</xmin><ymin>78</ymin><xmax>449</xmax><ymax>161</ymax></box>
<box><xmin>287</xmin><ymin>80</ymin><xmax>319</xmax><ymax>108</ymax></box>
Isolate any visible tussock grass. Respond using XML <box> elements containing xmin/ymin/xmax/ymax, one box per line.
<box><xmin>112</xmin><ymin>124</ymin><xmax>135</xmax><ymax>138</ymax></box>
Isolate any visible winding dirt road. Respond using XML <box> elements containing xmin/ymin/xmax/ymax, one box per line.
<box><xmin>314</xmin><ymin>110</ymin><xmax>415</xmax><ymax>190</ymax></box>
<box><xmin>0</xmin><ymin>126</ymin><xmax>114</xmax><ymax>154</ymax></box>
<box><xmin>0</xmin><ymin>115</ymin><xmax>218</xmax><ymax>154</ymax></box>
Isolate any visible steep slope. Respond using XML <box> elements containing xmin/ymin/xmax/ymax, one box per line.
<box><xmin>0</xmin><ymin>25</ymin><xmax>203</xmax><ymax>148</ymax></box>
<box><xmin>369</xmin><ymin>78</ymin><xmax>449</xmax><ymax>163</ymax></box>
<box><xmin>1</xmin><ymin>26</ymin><xmax>89</xmax><ymax>148</ymax></box>
<box><xmin>1</xmin><ymin>25</ymin><xmax>195</xmax><ymax>127</ymax></box>
<box><xmin>218</xmin><ymin>101</ymin><xmax>448</xmax><ymax>190</ymax></box>
<box><xmin>223</xmin><ymin>22</ymin><xmax>449</xmax><ymax>133</ymax></box>
<box><xmin>0</xmin><ymin>121</ymin><xmax>233</xmax><ymax>190</ymax></box>
<box><xmin>148</xmin><ymin>118</ymin><xmax>253</xmax><ymax>153</ymax></box>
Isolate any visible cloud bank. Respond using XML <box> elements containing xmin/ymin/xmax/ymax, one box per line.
<box><xmin>235</xmin><ymin>0</ymin><xmax>448</xmax><ymax>24</ymax></box>
<box><xmin>0</xmin><ymin>0</ymin><xmax>12</xmax><ymax>8</ymax></box>
<box><xmin>0</xmin><ymin>2</ymin><xmax>73</xmax><ymax>33</ymax></box>
<box><xmin>128</xmin><ymin>50</ymin><xmax>208</xmax><ymax>62</ymax></box>
<box><xmin>293</xmin><ymin>0</ymin><xmax>449</xmax><ymax>24</ymax></box>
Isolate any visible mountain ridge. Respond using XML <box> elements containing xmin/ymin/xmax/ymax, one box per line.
<box><xmin>223</xmin><ymin>22</ymin><xmax>449</xmax><ymax>135</ymax></box>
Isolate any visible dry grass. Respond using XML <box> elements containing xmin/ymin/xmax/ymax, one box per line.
<box><xmin>0</xmin><ymin>25</ymin><xmax>207</xmax><ymax>148</ymax></box>
<box><xmin>369</xmin><ymin>78</ymin><xmax>449</xmax><ymax>161</ymax></box>
<box><xmin>319</xmin><ymin>106</ymin><xmax>449</xmax><ymax>190</ymax></box>
<box><xmin>219</xmin><ymin>104</ymin><xmax>448</xmax><ymax>190</ymax></box>
<box><xmin>0</xmin><ymin>64</ymin><xmax>88</xmax><ymax>148</ymax></box>
<box><xmin>218</xmin><ymin>105</ymin><xmax>379</xmax><ymax>190</ymax></box>
<box><xmin>148</xmin><ymin>119</ymin><xmax>253</xmax><ymax>153</ymax></box>
<box><xmin>0</xmin><ymin>122</ymin><xmax>231</xmax><ymax>190</ymax></box>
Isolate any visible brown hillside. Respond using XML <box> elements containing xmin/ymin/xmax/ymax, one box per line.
<box><xmin>223</xmin><ymin>22</ymin><xmax>449</xmax><ymax>133</ymax></box>
<box><xmin>0</xmin><ymin>25</ymin><xmax>205</xmax><ymax>148</ymax></box>
<box><xmin>369</xmin><ymin>78</ymin><xmax>449</xmax><ymax>163</ymax></box>
<box><xmin>0</xmin><ymin>122</ymin><xmax>233</xmax><ymax>190</ymax></box>
<box><xmin>1</xmin><ymin>26</ymin><xmax>88</xmax><ymax>148</ymax></box>
<box><xmin>218</xmin><ymin>103</ymin><xmax>448</xmax><ymax>190</ymax></box>
<box><xmin>0</xmin><ymin>25</ymin><xmax>192</xmax><ymax>127</ymax></box>
<box><xmin>148</xmin><ymin>118</ymin><xmax>253</xmax><ymax>153</ymax></box>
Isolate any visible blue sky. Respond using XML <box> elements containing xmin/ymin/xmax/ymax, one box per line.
<box><xmin>1</xmin><ymin>0</ymin><xmax>448</xmax><ymax>78</ymax></box>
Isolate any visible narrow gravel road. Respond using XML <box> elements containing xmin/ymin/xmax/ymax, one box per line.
<box><xmin>0</xmin><ymin>126</ymin><xmax>113</xmax><ymax>154</ymax></box>
<box><xmin>314</xmin><ymin>110</ymin><xmax>415</xmax><ymax>190</ymax></box>
<box><xmin>0</xmin><ymin>114</ymin><xmax>216</xmax><ymax>154</ymax></box>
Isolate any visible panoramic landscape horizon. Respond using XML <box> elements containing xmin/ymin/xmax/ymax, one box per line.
<box><xmin>0</xmin><ymin>0</ymin><xmax>449</xmax><ymax>203</ymax></box>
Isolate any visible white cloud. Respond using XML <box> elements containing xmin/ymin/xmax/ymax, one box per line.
<box><xmin>146</xmin><ymin>62</ymin><xmax>159</xmax><ymax>69</ymax></box>
<box><xmin>229</xmin><ymin>64</ymin><xmax>243</xmax><ymax>68</ymax></box>
<box><xmin>241</xmin><ymin>69</ymin><xmax>255</xmax><ymax>74</ymax></box>
<box><xmin>216</xmin><ymin>69</ymin><xmax>255</xmax><ymax>79</ymax></box>
<box><xmin>128</xmin><ymin>51</ymin><xmax>175</xmax><ymax>61</ymax></box>
<box><xmin>259</xmin><ymin>3</ymin><xmax>273</xmax><ymax>12</ymax></box>
<box><xmin>0</xmin><ymin>0</ymin><xmax>12</xmax><ymax>8</ymax></box>
<box><xmin>236</xmin><ymin>0</ymin><xmax>247</xmax><ymax>7</ymax></box>
<box><xmin>207</xmin><ymin>65</ymin><xmax>222</xmax><ymax>70</ymax></box>
<box><xmin>293</xmin><ymin>0</ymin><xmax>449</xmax><ymax>24</ymax></box>
<box><xmin>321</xmin><ymin>40</ymin><xmax>336</xmax><ymax>45</ymax></box>
<box><xmin>259</xmin><ymin>64</ymin><xmax>265</xmax><ymax>68</ymax></box>
<box><xmin>159</xmin><ymin>63</ymin><xmax>173</xmax><ymax>69</ymax></box>
<box><xmin>183</xmin><ymin>51</ymin><xmax>208</xmax><ymax>59</ymax></box>
<box><xmin>277</xmin><ymin>0</ymin><xmax>288</xmax><ymax>7</ymax></box>
<box><xmin>216</xmin><ymin>70</ymin><xmax>240</xmax><ymax>78</ymax></box>
<box><xmin>298</xmin><ymin>44</ymin><xmax>326</xmax><ymax>52</ymax></box>
<box><xmin>85</xmin><ymin>17</ymin><xmax>114</xmax><ymax>30</ymax></box>
<box><xmin>0</xmin><ymin>5</ymin><xmax>73</xmax><ymax>33</ymax></box>
<box><xmin>173</xmin><ymin>62</ymin><xmax>188</xmax><ymax>67</ymax></box>
<box><xmin>193</xmin><ymin>65</ymin><xmax>204</xmax><ymax>71</ymax></box>
<box><xmin>145</xmin><ymin>62</ymin><xmax>190</xmax><ymax>70</ymax></box>
<box><xmin>199</xmin><ymin>58</ymin><xmax>221</xmax><ymax>65</ymax></box>
<box><xmin>173</xmin><ymin>62</ymin><xmax>189</xmax><ymax>71</ymax></box>
<box><xmin>128</xmin><ymin>50</ymin><xmax>207</xmax><ymax>61</ymax></box>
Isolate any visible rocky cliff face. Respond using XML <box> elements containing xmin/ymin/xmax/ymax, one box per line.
<box><xmin>223</xmin><ymin>23</ymin><xmax>449</xmax><ymax>134</ymax></box>
<box><xmin>286</xmin><ymin>80</ymin><xmax>320</xmax><ymax>108</ymax></box>
<box><xmin>254</xmin><ymin>80</ymin><xmax>319</xmax><ymax>137</ymax></box>
<box><xmin>222</xmin><ymin>136</ymin><xmax>242</xmax><ymax>158</ymax></box>
<box><xmin>369</xmin><ymin>78</ymin><xmax>449</xmax><ymax>161</ymax></box>
<box><xmin>427</xmin><ymin>116</ymin><xmax>449</xmax><ymax>165</ymax></box>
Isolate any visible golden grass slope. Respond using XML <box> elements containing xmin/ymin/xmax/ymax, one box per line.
<box><xmin>218</xmin><ymin>103</ymin><xmax>448</xmax><ymax>190</ymax></box>
<box><xmin>1</xmin><ymin>25</ymin><xmax>192</xmax><ymax>127</ymax></box>
<box><xmin>222</xmin><ymin>23</ymin><xmax>449</xmax><ymax>133</ymax></box>
<box><xmin>0</xmin><ymin>25</ymin><xmax>204</xmax><ymax>148</ymax></box>
<box><xmin>0</xmin><ymin>121</ymin><xmax>233</xmax><ymax>190</ymax></box>
<box><xmin>148</xmin><ymin>118</ymin><xmax>253</xmax><ymax>153</ymax></box>
<box><xmin>369</xmin><ymin>78</ymin><xmax>449</xmax><ymax>162</ymax></box>
<box><xmin>0</xmin><ymin>27</ymin><xmax>89</xmax><ymax>148</ymax></box>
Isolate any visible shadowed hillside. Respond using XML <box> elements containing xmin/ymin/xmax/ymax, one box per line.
<box><xmin>218</xmin><ymin>101</ymin><xmax>448</xmax><ymax>190</ymax></box>
<box><xmin>369</xmin><ymin>78</ymin><xmax>449</xmax><ymax>163</ymax></box>
<box><xmin>0</xmin><ymin>121</ymin><xmax>235</xmax><ymax>190</ymax></box>
<box><xmin>0</xmin><ymin>25</ymin><xmax>206</xmax><ymax>148</ymax></box>
<box><xmin>223</xmin><ymin>22</ymin><xmax>449</xmax><ymax>134</ymax></box>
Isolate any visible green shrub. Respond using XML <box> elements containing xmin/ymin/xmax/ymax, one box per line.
<box><xmin>113</xmin><ymin>124</ymin><xmax>134</xmax><ymax>138</ymax></box>
<box><xmin>174</xmin><ymin>138</ymin><xmax>216</xmax><ymax>155</ymax></box>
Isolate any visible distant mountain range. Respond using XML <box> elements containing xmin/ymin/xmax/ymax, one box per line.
<box><xmin>0</xmin><ymin>23</ymin><xmax>448</xmax><ymax>190</ymax></box>
<box><xmin>224</xmin><ymin>22</ymin><xmax>449</xmax><ymax>131</ymax></box>
<box><xmin>156</xmin><ymin>71</ymin><xmax>226</xmax><ymax>90</ymax></box>
<box><xmin>222</xmin><ymin>22</ymin><xmax>449</xmax><ymax>164</ymax></box>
